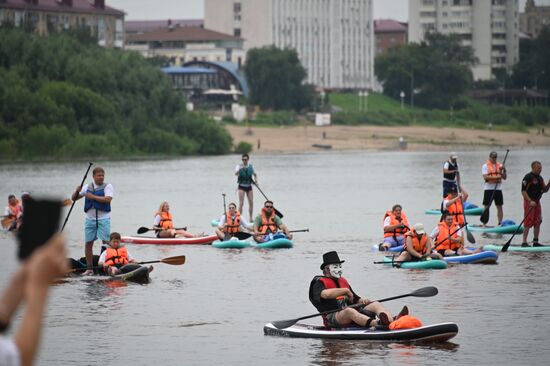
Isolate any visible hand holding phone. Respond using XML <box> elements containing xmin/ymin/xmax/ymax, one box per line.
<box><xmin>18</xmin><ymin>199</ymin><xmax>62</xmax><ymax>261</ymax></box>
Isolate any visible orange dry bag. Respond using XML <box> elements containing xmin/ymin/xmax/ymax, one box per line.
<box><xmin>389</xmin><ymin>315</ymin><xmax>423</xmax><ymax>330</ymax></box>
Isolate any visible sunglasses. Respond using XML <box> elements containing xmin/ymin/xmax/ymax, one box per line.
<box><xmin>242</xmin><ymin>158</ymin><xmax>248</xmax><ymax>161</ymax></box>
<box><xmin>265</xmin><ymin>205</ymin><xmax>273</xmax><ymax>209</ymax></box>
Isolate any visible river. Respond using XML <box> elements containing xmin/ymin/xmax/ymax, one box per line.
<box><xmin>1</xmin><ymin>149</ymin><xmax>549</xmax><ymax>365</ymax></box>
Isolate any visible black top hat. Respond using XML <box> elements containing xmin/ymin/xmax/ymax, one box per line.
<box><xmin>320</xmin><ymin>251</ymin><xmax>345</xmax><ymax>270</ymax></box>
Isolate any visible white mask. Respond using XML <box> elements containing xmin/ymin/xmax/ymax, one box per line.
<box><xmin>327</xmin><ymin>263</ymin><xmax>343</xmax><ymax>278</ymax></box>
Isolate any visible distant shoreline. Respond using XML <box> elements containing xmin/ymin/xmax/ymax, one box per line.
<box><xmin>225</xmin><ymin>124</ymin><xmax>550</xmax><ymax>154</ymax></box>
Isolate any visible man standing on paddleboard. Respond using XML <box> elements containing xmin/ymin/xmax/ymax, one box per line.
<box><xmin>72</xmin><ymin>166</ymin><xmax>114</xmax><ymax>276</ymax></box>
<box><xmin>521</xmin><ymin>161</ymin><xmax>550</xmax><ymax>247</ymax></box>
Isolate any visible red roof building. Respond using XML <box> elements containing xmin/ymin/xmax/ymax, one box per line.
<box><xmin>374</xmin><ymin>19</ymin><xmax>408</xmax><ymax>56</ymax></box>
<box><xmin>0</xmin><ymin>0</ymin><xmax>125</xmax><ymax>47</ymax></box>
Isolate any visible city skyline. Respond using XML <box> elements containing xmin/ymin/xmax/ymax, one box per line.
<box><xmin>108</xmin><ymin>0</ymin><xmax>410</xmax><ymax>21</ymax></box>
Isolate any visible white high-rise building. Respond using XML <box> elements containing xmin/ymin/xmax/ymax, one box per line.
<box><xmin>408</xmin><ymin>0</ymin><xmax>519</xmax><ymax>80</ymax></box>
<box><xmin>205</xmin><ymin>0</ymin><xmax>374</xmax><ymax>90</ymax></box>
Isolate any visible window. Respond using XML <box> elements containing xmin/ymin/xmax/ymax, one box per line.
<box><xmin>233</xmin><ymin>28</ymin><xmax>241</xmax><ymax>37</ymax></box>
<box><xmin>453</xmin><ymin>0</ymin><xmax>472</xmax><ymax>5</ymax></box>
<box><xmin>422</xmin><ymin>0</ymin><xmax>435</xmax><ymax>5</ymax></box>
<box><xmin>420</xmin><ymin>11</ymin><xmax>436</xmax><ymax>18</ymax></box>
<box><xmin>233</xmin><ymin>2</ymin><xmax>241</xmax><ymax>13</ymax></box>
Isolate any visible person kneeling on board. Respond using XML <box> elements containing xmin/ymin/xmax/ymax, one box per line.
<box><xmin>393</xmin><ymin>223</ymin><xmax>442</xmax><ymax>266</ymax></box>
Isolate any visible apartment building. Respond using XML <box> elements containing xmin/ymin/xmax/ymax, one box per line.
<box><xmin>408</xmin><ymin>0</ymin><xmax>519</xmax><ymax>80</ymax></box>
<box><xmin>0</xmin><ymin>0</ymin><xmax>124</xmax><ymax>47</ymax></box>
<box><xmin>205</xmin><ymin>0</ymin><xmax>375</xmax><ymax>90</ymax></box>
<box><xmin>126</xmin><ymin>25</ymin><xmax>245</xmax><ymax>66</ymax></box>
<box><xmin>520</xmin><ymin>0</ymin><xmax>550</xmax><ymax>37</ymax></box>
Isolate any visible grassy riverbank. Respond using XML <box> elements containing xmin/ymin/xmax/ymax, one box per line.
<box><xmin>329</xmin><ymin>92</ymin><xmax>550</xmax><ymax>132</ymax></box>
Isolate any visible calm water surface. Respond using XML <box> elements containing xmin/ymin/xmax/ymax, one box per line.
<box><xmin>1</xmin><ymin>150</ymin><xmax>549</xmax><ymax>365</ymax></box>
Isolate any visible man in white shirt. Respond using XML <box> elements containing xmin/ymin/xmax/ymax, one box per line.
<box><xmin>72</xmin><ymin>166</ymin><xmax>114</xmax><ymax>275</ymax></box>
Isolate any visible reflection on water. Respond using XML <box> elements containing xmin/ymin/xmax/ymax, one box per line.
<box><xmin>1</xmin><ymin>150</ymin><xmax>549</xmax><ymax>365</ymax></box>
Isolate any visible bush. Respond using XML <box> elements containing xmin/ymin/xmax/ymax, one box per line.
<box><xmin>234</xmin><ymin>141</ymin><xmax>252</xmax><ymax>154</ymax></box>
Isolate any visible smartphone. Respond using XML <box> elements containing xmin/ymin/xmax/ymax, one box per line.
<box><xmin>18</xmin><ymin>198</ymin><xmax>61</xmax><ymax>261</ymax></box>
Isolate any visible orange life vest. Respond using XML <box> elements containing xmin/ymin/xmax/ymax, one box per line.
<box><xmin>104</xmin><ymin>247</ymin><xmax>129</xmax><ymax>267</ymax></box>
<box><xmin>486</xmin><ymin>160</ymin><xmax>503</xmax><ymax>183</ymax></box>
<box><xmin>434</xmin><ymin>222</ymin><xmax>461</xmax><ymax>251</ymax></box>
<box><xmin>444</xmin><ymin>194</ymin><xmax>464</xmax><ymax>226</ymax></box>
<box><xmin>404</xmin><ymin>230</ymin><xmax>428</xmax><ymax>254</ymax></box>
<box><xmin>7</xmin><ymin>200</ymin><xmax>22</xmax><ymax>219</ymax></box>
<box><xmin>224</xmin><ymin>211</ymin><xmax>241</xmax><ymax>233</ymax></box>
<box><xmin>156</xmin><ymin>211</ymin><xmax>174</xmax><ymax>230</ymax></box>
<box><xmin>383</xmin><ymin>211</ymin><xmax>409</xmax><ymax>238</ymax></box>
<box><xmin>258</xmin><ymin>208</ymin><xmax>277</xmax><ymax>234</ymax></box>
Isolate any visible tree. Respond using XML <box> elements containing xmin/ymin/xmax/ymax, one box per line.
<box><xmin>375</xmin><ymin>32</ymin><xmax>475</xmax><ymax>109</ymax></box>
<box><xmin>511</xmin><ymin>25</ymin><xmax>550</xmax><ymax>93</ymax></box>
<box><xmin>244</xmin><ymin>46</ymin><xmax>313</xmax><ymax>111</ymax></box>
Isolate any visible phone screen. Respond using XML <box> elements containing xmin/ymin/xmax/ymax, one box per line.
<box><xmin>18</xmin><ymin>199</ymin><xmax>61</xmax><ymax>260</ymax></box>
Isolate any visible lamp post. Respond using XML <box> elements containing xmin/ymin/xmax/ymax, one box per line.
<box><xmin>400</xmin><ymin>91</ymin><xmax>405</xmax><ymax>110</ymax></box>
<box><xmin>364</xmin><ymin>90</ymin><xmax>369</xmax><ymax>112</ymax></box>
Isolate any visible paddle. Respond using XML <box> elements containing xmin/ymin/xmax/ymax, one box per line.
<box><xmin>222</xmin><ymin>193</ymin><xmax>230</xmax><ymax>241</ymax></box>
<box><xmin>455</xmin><ymin>171</ymin><xmax>475</xmax><ymax>244</ymax></box>
<box><xmin>271</xmin><ymin>286</ymin><xmax>438</xmax><ymax>330</ymax></box>
<box><xmin>480</xmin><ymin>150</ymin><xmax>509</xmax><ymax>225</ymax></box>
<box><xmin>225</xmin><ymin>229</ymin><xmax>310</xmax><ymax>240</ymax></box>
<box><xmin>137</xmin><ymin>226</ymin><xmax>187</xmax><ymax>234</ymax></box>
<box><xmin>72</xmin><ymin>255</ymin><xmax>186</xmax><ymax>272</ymax></box>
<box><xmin>251</xmin><ymin>180</ymin><xmax>284</xmax><ymax>218</ymax></box>
<box><xmin>61</xmin><ymin>162</ymin><xmax>93</xmax><ymax>231</ymax></box>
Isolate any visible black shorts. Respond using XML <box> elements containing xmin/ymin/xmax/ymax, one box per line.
<box><xmin>238</xmin><ymin>185</ymin><xmax>252</xmax><ymax>192</ymax></box>
<box><xmin>437</xmin><ymin>249</ymin><xmax>457</xmax><ymax>256</ymax></box>
<box><xmin>483</xmin><ymin>190</ymin><xmax>504</xmax><ymax>206</ymax></box>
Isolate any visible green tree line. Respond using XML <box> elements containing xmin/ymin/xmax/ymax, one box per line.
<box><xmin>0</xmin><ymin>27</ymin><xmax>232</xmax><ymax>159</ymax></box>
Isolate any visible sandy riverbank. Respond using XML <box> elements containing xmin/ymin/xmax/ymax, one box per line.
<box><xmin>225</xmin><ymin>124</ymin><xmax>550</xmax><ymax>154</ymax></box>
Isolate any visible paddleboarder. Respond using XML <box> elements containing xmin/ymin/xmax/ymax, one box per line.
<box><xmin>521</xmin><ymin>161</ymin><xmax>550</xmax><ymax>247</ymax></box>
<box><xmin>215</xmin><ymin>202</ymin><xmax>252</xmax><ymax>240</ymax></box>
<box><xmin>309</xmin><ymin>251</ymin><xmax>408</xmax><ymax>329</ymax></box>
<box><xmin>98</xmin><ymin>232</ymin><xmax>153</xmax><ymax>276</ymax></box>
<box><xmin>253</xmin><ymin>200</ymin><xmax>292</xmax><ymax>242</ymax></box>
<box><xmin>236</xmin><ymin>153</ymin><xmax>257</xmax><ymax>221</ymax></box>
<box><xmin>481</xmin><ymin>151</ymin><xmax>507</xmax><ymax>226</ymax></box>
<box><xmin>71</xmin><ymin>166</ymin><xmax>113</xmax><ymax>276</ymax></box>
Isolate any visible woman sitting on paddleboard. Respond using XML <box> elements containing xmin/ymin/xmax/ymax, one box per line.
<box><xmin>153</xmin><ymin>201</ymin><xmax>198</xmax><ymax>238</ymax></box>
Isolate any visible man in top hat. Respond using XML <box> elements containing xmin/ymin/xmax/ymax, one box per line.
<box><xmin>309</xmin><ymin>251</ymin><xmax>407</xmax><ymax>329</ymax></box>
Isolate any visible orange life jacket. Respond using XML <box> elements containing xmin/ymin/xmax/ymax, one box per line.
<box><xmin>258</xmin><ymin>208</ymin><xmax>277</xmax><ymax>234</ymax></box>
<box><xmin>486</xmin><ymin>160</ymin><xmax>503</xmax><ymax>183</ymax></box>
<box><xmin>7</xmin><ymin>200</ymin><xmax>22</xmax><ymax>218</ymax></box>
<box><xmin>383</xmin><ymin>211</ymin><xmax>409</xmax><ymax>238</ymax></box>
<box><xmin>389</xmin><ymin>315</ymin><xmax>423</xmax><ymax>330</ymax></box>
<box><xmin>444</xmin><ymin>194</ymin><xmax>464</xmax><ymax>226</ymax></box>
<box><xmin>156</xmin><ymin>211</ymin><xmax>174</xmax><ymax>230</ymax></box>
<box><xmin>224</xmin><ymin>211</ymin><xmax>241</xmax><ymax>233</ymax></box>
<box><xmin>404</xmin><ymin>230</ymin><xmax>428</xmax><ymax>254</ymax></box>
<box><xmin>435</xmin><ymin>222</ymin><xmax>461</xmax><ymax>251</ymax></box>
<box><xmin>104</xmin><ymin>247</ymin><xmax>129</xmax><ymax>267</ymax></box>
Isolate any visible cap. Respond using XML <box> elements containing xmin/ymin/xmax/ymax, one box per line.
<box><xmin>413</xmin><ymin>223</ymin><xmax>425</xmax><ymax>235</ymax></box>
<box><xmin>450</xmin><ymin>152</ymin><xmax>458</xmax><ymax>159</ymax></box>
<box><xmin>489</xmin><ymin>151</ymin><xmax>498</xmax><ymax>158</ymax></box>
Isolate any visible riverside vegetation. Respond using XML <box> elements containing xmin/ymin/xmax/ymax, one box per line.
<box><xmin>0</xmin><ymin>27</ymin><xmax>232</xmax><ymax>160</ymax></box>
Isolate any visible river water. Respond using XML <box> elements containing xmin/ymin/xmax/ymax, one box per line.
<box><xmin>1</xmin><ymin>149</ymin><xmax>549</xmax><ymax>365</ymax></box>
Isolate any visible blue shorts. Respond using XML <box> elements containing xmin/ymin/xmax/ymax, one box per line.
<box><xmin>383</xmin><ymin>236</ymin><xmax>404</xmax><ymax>247</ymax></box>
<box><xmin>85</xmin><ymin>218</ymin><xmax>111</xmax><ymax>243</ymax></box>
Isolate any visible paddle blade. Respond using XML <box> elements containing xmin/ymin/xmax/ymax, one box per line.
<box><xmin>137</xmin><ymin>227</ymin><xmax>151</xmax><ymax>234</ymax></box>
<box><xmin>411</xmin><ymin>286</ymin><xmax>438</xmax><ymax>297</ymax></box>
<box><xmin>271</xmin><ymin>319</ymin><xmax>297</xmax><ymax>330</ymax></box>
<box><xmin>274</xmin><ymin>207</ymin><xmax>284</xmax><ymax>219</ymax></box>
<box><xmin>466</xmin><ymin>229</ymin><xmax>476</xmax><ymax>244</ymax></box>
<box><xmin>160</xmin><ymin>255</ymin><xmax>186</xmax><ymax>265</ymax></box>
<box><xmin>480</xmin><ymin>209</ymin><xmax>489</xmax><ymax>225</ymax></box>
